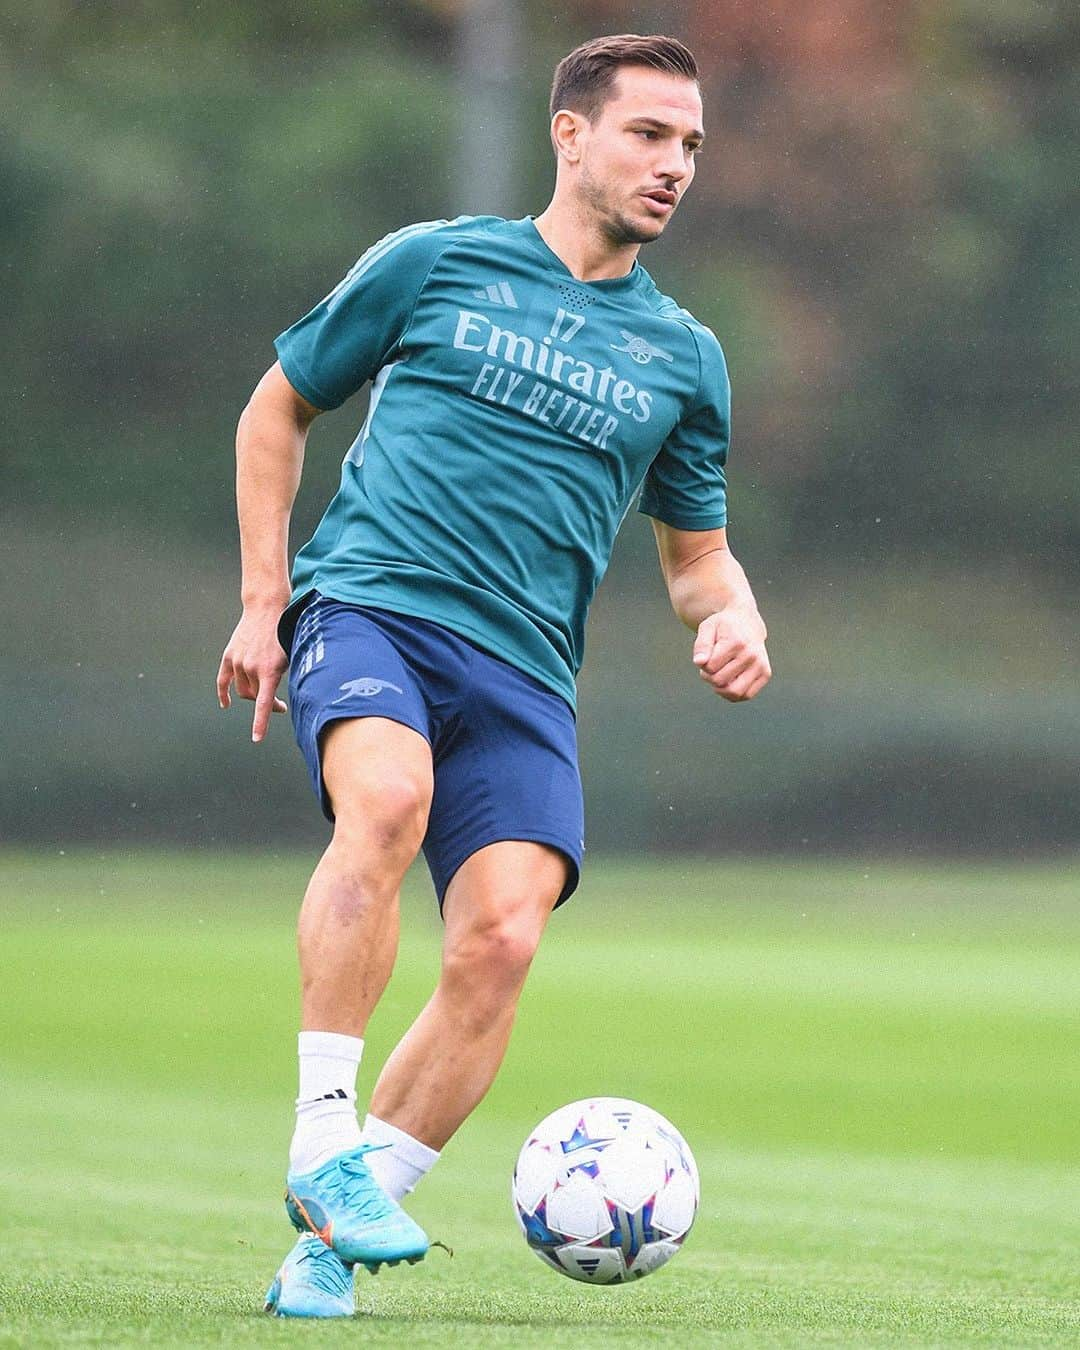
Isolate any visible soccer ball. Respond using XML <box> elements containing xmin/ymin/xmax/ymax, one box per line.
<box><xmin>512</xmin><ymin>1097</ymin><xmax>699</xmax><ymax>1284</ymax></box>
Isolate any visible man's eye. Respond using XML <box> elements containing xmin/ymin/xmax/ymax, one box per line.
<box><xmin>637</xmin><ymin>129</ymin><xmax>659</xmax><ymax>140</ymax></box>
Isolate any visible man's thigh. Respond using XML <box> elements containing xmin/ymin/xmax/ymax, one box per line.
<box><xmin>287</xmin><ymin>595</ymin><xmax>435</xmax><ymax>821</ymax></box>
<box><xmin>442</xmin><ymin>840</ymin><xmax>568</xmax><ymax>939</ymax></box>
<box><xmin>321</xmin><ymin>716</ymin><xmax>434</xmax><ymax>837</ymax></box>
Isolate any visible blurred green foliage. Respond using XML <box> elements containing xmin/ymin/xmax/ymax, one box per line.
<box><xmin>2</xmin><ymin>0</ymin><xmax>459</xmax><ymax>536</ymax></box>
<box><xmin>2</xmin><ymin>0</ymin><xmax>1078</xmax><ymax>851</ymax></box>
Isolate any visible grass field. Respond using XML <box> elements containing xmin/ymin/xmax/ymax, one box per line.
<box><xmin>1</xmin><ymin>851</ymin><xmax>1079</xmax><ymax>1347</ymax></box>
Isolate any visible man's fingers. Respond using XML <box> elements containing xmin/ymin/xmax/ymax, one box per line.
<box><xmin>693</xmin><ymin>612</ymin><xmax>771</xmax><ymax>702</ymax></box>
<box><xmin>727</xmin><ymin>673</ymin><xmax>757</xmax><ymax>701</ymax></box>
<box><xmin>692</xmin><ymin>616</ymin><xmax>720</xmax><ymax>665</ymax></box>
<box><xmin>233</xmin><ymin>667</ymin><xmax>258</xmax><ymax>701</ymax></box>
<box><xmin>705</xmin><ymin>648</ymin><xmax>756</xmax><ymax>685</ymax></box>
<box><xmin>216</xmin><ymin>655</ymin><xmax>233</xmax><ymax>709</ymax></box>
<box><xmin>252</xmin><ymin>676</ymin><xmax>282</xmax><ymax>743</ymax></box>
<box><xmin>218</xmin><ymin>615</ymin><xmax>288</xmax><ymax>727</ymax></box>
<box><xmin>705</xmin><ymin>659</ymin><xmax>771</xmax><ymax>702</ymax></box>
<box><xmin>699</xmin><ymin>640</ymin><xmax>747</xmax><ymax>676</ymax></box>
<box><xmin>713</xmin><ymin>674</ymin><xmax>752</xmax><ymax>702</ymax></box>
<box><xmin>745</xmin><ymin>671</ymin><xmax>771</xmax><ymax>700</ymax></box>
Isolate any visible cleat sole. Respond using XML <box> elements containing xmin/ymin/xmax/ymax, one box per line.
<box><xmin>361</xmin><ymin>1251</ymin><xmax>426</xmax><ymax>1275</ymax></box>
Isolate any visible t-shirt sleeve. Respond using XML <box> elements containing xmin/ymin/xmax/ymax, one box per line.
<box><xmin>273</xmin><ymin>221</ymin><xmax>456</xmax><ymax>410</ymax></box>
<box><xmin>637</xmin><ymin>325</ymin><xmax>730</xmax><ymax>531</ymax></box>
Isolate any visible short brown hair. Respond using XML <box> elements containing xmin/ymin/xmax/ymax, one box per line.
<box><xmin>550</xmin><ymin>34</ymin><xmax>699</xmax><ymax>122</ymax></box>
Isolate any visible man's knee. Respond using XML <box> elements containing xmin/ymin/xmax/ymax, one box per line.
<box><xmin>443</xmin><ymin>906</ymin><xmax>547</xmax><ymax>1002</ymax></box>
<box><xmin>440</xmin><ymin>843</ymin><xmax>567</xmax><ymax>994</ymax></box>
<box><xmin>334</xmin><ymin>770</ymin><xmax>430</xmax><ymax>852</ymax></box>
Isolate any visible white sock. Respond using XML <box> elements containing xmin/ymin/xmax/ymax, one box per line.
<box><xmin>359</xmin><ymin>1113</ymin><xmax>440</xmax><ymax>1202</ymax></box>
<box><xmin>289</xmin><ymin>1031</ymin><xmax>364</xmax><ymax>1175</ymax></box>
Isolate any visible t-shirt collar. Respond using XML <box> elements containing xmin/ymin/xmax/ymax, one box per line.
<box><xmin>515</xmin><ymin>216</ymin><xmax>642</xmax><ymax>294</ymax></box>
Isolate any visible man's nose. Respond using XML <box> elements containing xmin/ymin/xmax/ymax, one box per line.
<box><xmin>655</xmin><ymin>150</ymin><xmax>687</xmax><ymax>183</ymax></box>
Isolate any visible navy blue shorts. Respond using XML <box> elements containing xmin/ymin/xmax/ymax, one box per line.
<box><xmin>283</xmin><ymin>594</ymin><xmax>584</xmax><ymax>909</ymax></box>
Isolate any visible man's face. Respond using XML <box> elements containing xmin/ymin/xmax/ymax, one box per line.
<box><xmin>573</xmin><ymin>67</ymin><xmax>704</xmax><ymax>246</ymax></box>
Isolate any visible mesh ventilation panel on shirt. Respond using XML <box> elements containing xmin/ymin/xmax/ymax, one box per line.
<box><xmin>557</xmin><ymin>283</ymin><xmax>596</xmax><ymax>310</ymax></box>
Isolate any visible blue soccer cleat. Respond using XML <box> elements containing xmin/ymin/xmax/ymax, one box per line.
<box><xmin>284</xmin><ymin>1144</ymin><xmax>429</xmax><ymax>1271</ymax></box>
<box><xmin>264</xmin><ymin>1234</ymin><xmax>355</xmax><ymax>1318</ymax></box>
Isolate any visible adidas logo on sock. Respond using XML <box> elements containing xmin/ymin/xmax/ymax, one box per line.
<box><xmin>316</xmin><ymin>1089</ymin><xmax>349</xmax><ymax>1101</ymax></box>
<box><xmin>471</xmin><ymin>279</ymin><xmax>519</xmax><ymax>308</ymax></box>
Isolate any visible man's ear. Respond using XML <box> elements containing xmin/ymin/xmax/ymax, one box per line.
<box><xmin>550</xmin><ymin>108</ymin><xmax>586</xmax><ymax>164</ymax></box>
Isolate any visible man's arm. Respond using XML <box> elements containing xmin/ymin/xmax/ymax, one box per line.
<box><xmin>216</xmin><ymin>362</ymin><xmax>322</xmax><ymax>742</ymax></box>
<box><xmin>652</xmin><ymin>521</ymin><xmax>771</xmax><ymax>703</ymax></box>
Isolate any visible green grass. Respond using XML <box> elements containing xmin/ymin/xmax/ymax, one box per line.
<box><xmin>1</xmin><ymin>851</ymin><xmax>1079</xmax><ymax>1347</ymax></box>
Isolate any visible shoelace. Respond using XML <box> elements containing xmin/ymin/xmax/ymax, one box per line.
<box><xmin>296</xmin><ymin>1241</ymin><xmax>352</xmax><ymax>1298</ymax></box>
<box><xmin>334</xmin><ymin>1149</ymin><xmax>397</xmax><ymax>1224</ymax></box>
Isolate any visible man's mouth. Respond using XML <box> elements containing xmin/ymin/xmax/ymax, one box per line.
<box><xmin>641</xmin><ymin>188</ymin><xmax>677</xmax><ymax>214</ymax></box>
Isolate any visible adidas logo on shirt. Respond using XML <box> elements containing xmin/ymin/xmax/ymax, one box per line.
<box><xmin>472</xmin><ymin>279</ymin><xmax>519</xmax><ymax>308</ymax></box>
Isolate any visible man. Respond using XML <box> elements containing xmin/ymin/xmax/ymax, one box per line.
<box><xmin>217</xmin><ymin>33</ymin><xmax>770</xmax><ymax>1317</ymax></box>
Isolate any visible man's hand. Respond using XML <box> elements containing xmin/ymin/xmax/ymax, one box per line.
<box><xmin>692</xmin><ymin>608</ymin><xmax>771</xmax><ymax>702</ymax></box>
<box><xmin>651</xmin><ymin>523</ymin><xmax>772</xmax><ymax>703</ymax></box>
<box><xmin>217</xmin><ymin>602</ymin><xmax>290</xmax><ymax>743</ymax></box>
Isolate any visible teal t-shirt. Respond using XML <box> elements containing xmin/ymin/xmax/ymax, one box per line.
<box><xmin>275</xmin><ymin>215</ymin><xmax>729</xmax><ymax>709</ymax></box>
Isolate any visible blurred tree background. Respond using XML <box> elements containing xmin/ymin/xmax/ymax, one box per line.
<box><xmin>2</xmin><ymin>0</ymin><xmax>1077</xmax><ymax>858</ymax></box>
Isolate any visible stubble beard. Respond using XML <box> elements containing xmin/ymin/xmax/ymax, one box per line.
<box><xmin>578</xmin><ymin>164</ymin><xmax>665</xmax><ymax>248</ymax></box>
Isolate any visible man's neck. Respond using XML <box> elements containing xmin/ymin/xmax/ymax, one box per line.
<box><xmin>532</xmin><ymin>198</ymin><xmax>640</xmax><ymax>283</ymax></box>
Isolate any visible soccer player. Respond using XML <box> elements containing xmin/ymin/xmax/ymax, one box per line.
<box><xmin>217</xmin><ymin>33</ymin><xmax>770</xmax><ymax>1317</ymax></box>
